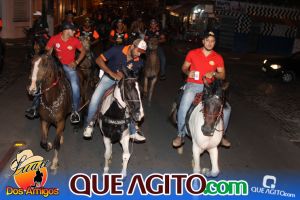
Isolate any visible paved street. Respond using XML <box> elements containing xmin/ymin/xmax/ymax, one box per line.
<box><xmin>0</xmin><ymin>41</ymin><xmax>300</xmax><ymax>185</ymax></box>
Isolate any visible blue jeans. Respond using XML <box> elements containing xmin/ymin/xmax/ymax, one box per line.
<box><xmin>86</xmin><ymin>74</ymin><xmax>116</xmax><ymax>124</ymax></box>
<box><xmin>177</xmin><ymin>82</ymin><xmax>231</xmax><ymax>137</ymax></box>
<box><xmin>158</xmin><ymin>46</ymin><xmax>166</xmax><ymax>76</ymax></box>
<box><xmin>63</xmin><ymin>65</ymin><xmax>80</xmax><ymax>112</ymax></box>
<box><xmin>86</xmin><ymin>74</ymin><xmax>137</xmax><ymax>135</ymax></box>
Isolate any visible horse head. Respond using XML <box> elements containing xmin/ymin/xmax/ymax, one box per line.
<box><xmin>114</xmin><ymin>67</ymin><xmax>144</xmax><ymax>122</ymax></box>
<box><xmin>201</xmin><ymin>80</ymin><xmax>229</xmax><ymax>135</ymax></box>
<box><xmin>79</xmin><ymin>36</ymin><xmax>91</xmax><ymax>52</ymax></box>
<box><xmin>28</xmin><ymin>54</ymin><xmax>58</xmax><ymax>95</ymax></box>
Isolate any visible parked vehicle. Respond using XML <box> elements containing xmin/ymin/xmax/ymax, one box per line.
<box><xmin>262</xmin><ymin>52</ymin><xmax>300</xmax><ymax>83</ymax></box>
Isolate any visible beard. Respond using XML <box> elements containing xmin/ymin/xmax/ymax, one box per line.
<box><xmin>203</xmin><ymin>46</ymin><xmax>213</xmax><ymax>52</ymax></box>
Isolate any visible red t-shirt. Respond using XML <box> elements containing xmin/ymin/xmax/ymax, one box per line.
<box><xmin>46</xmin><ymin>33</ymin><xmax>82</xmax><ymax>65</ymax></box>
<box><xmin>185</xmin><ymin>48</ymin><xmax>224</xmax><ymax>84</ymax></box>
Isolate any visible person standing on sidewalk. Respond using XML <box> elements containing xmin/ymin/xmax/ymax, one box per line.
<box><xmin>172</xmin><ymin>31</ymin><xmax>231</xmax><ymax>148</ymax></box>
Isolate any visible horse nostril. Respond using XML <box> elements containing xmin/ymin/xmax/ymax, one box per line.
<box><xmin>201</xmin><ymin>125</ymin><xmax>213</xmax><ymax>136</ymax></box>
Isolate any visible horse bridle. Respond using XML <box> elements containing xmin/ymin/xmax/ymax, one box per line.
<box><xmin>118</xmin><ymin>77</ymin><xmax>141</xmax><ymax>120</ymax></box>
<box><xmin>202</xmin><ymin>95</ymin><xmax>224</xmax><ymax>132</ymax></box>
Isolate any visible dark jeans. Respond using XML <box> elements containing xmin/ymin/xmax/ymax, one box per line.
<box><xmin>158</xmin><ymin>46</ymin><xmax>166</xmax><ymax>76</ymax></box>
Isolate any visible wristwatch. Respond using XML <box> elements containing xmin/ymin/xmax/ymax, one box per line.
<box><xmin>75</xmin><ymin>60</ymin><xmax>79</xmax><ymax>65</ymax></box>
<box><xmin>213</xmin><ymin>72</ymin><xmax>217</xmax><ymax>77</ymax></box>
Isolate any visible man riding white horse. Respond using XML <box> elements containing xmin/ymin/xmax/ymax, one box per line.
<box><xmin>83</xmin><ymin>39</ymin><xmax>147</xmax><ymax>142</ymax></box>
<box><xmin>172</xmin><ymin>31</ymin><xmax>231</xmax><ymax>148</ymax></box>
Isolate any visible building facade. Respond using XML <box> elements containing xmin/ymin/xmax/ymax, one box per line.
<box><xmin>0</xmin><ymin>0</ymin><xmax>92</xmax><ymax>39</ymax></box>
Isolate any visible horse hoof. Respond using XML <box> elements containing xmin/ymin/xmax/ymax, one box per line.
<box><xmin>60</xmin><ymin>136</ymin><xmax>64</xmax><ymax>145</ymax></box>
<box><xmin>121</xmin><ymin>171</ymin><xmax>127</xmax><ymax>179</ymax></box>
<box><xmin>177</xmin><ymin>147</ymin><xmax>184</xmax><ymax>155</ymax></box>
<box><xmin>50</xmin><ymin>163</ymin><xmax>58</xmax><ymax>171</ymax></box>
<box><xmin>103</xmin><ymin>167</ymin><xmax>109</xmax><ymax>174</ymax></box>
<box><xmin>47</xmin><ymin>142</ymin><xmax>53</xmax><ymax>151</ymax></box>
<box><xmin>201</xmin><ymin>168</ymin><xmax>219</xmax><ymax>177</ymax></box>
<box><xmin>50</xmin><ymin>168</ymin><xmax>58</xmax><ymax>175</ymax></box>
<box><xmin>201</xmin><ymin>168</ymin><xmax>210</xmax><ymax>176</ymax></box>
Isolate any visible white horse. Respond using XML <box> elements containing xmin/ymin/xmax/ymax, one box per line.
<box><xmin>175</xmin><ymin>81</ymin><xmax>228</xmax><ymax>177</ymax></box>
<box><xmin>98</xmin><ymin>68</ymin><xmax>144</xmax><ymax>177</ymax></box>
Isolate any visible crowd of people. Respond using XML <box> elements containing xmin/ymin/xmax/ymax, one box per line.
<box><xmin>25</xmin><ymin>8</ymin><xmax>231</xmax><ymax>147</ymax></box>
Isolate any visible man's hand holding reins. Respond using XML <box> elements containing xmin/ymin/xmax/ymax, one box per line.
<box><xmin>110</xmin><ymin>71</ymin><xmax>123</xmax><ymax>81</ymax></box>
<box><xmin>69</xmin><ymin>61</ymin><xmax>78</xmax><ymax>69</ymax></box>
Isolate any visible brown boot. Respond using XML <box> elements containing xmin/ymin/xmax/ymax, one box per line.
<box><xmin>221</xmin><ymin>137</ymin><xmax>231</xmax><ymax>148</ymax></box>
<box><xmin>172</xmin><ymin>136</ymin><xmax>184</xmax><ymax>147</ymax></box>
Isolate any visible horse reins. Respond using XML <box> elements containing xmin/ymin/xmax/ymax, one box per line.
<box><xmin>202</xmin><ymin>97</ymin><xmax>225</xmax><ymax>133</ymax></box>
<box><xmin>34</xmin><ymin>77</ymin><xmax>60</xmax><ymax>96</ymax></box>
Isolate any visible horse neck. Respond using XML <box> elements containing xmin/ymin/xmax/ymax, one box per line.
<box><xmin>101</xmin><ymin>91</ymin><xmax>125</xmax><ymax>116</ymax></box>
<box><xmin>42</xmin><ymin>66</ymin><xmax>60</xmax><ymax>101</ymax></box>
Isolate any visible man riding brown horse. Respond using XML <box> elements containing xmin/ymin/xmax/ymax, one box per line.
<box><xmin>26</xmin><ymin>22</ymin><xmax>86</xmax><ymax>124</ymax></box>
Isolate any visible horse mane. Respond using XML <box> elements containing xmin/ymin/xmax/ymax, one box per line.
<box><xmin>203</xmin><ymin>80</ymin><xmax>224</xmax><ymax>102</ymax></box>
<box><xmin>40</xmin><ymin>54</ymin><xmax>64</xmax><ymax>78</ymax></box>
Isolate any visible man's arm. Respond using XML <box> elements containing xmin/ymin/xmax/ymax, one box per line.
<box><xmin>95</xmin><ymin>55</ymin><xmax>123</xmax><ymax>80</ymax></box>
<box><xmin>69</xmin><ymin>46</ymin><xmax>86</xmax><ymax>68</ymax></box>
<box><xmin>205</xmin><ymin>67</ymin><xmax>225</xmax><ymax>80</ymax></box>
<box><xmin>182</xmin><ymin>61</ymin><xmax>196</xmax><ymax>79</ymax></box>
<box><xmin>76</xmin><ymin>46</ymin><xmax>86</xmax><ymax>64</ymax></box>
<box><xmin>45</xmin><ymin>46</ymin><xmax>53</xmax><ymax>55</ymax></box>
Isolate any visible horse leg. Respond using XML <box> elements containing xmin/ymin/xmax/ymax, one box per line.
<box><xmin>103</xmin><ymin>136</ymin><xmax>112</xmax><ymax>174</ymax></box>
<box><xmin>148</xmin><ymin>77</ymin><xmax>157</xmax><ymax>105</ymax></box>
<box><xmin>192</xmin><ymin>141</ymin><xmax>203</xmax><ymax>174</ymax></box>
<box><xmin>50</xmin><ymin>120</ymin><xmax>65</xmax><ymax>170</ymax></box>
<box><xmin>143</xmin><ymin>77</ymin><xmax>148</xmax><ymax>98</ymax></box>
<box><xmin>120</xmin><ymin>133</ymin><xmax>131</xmax><ymax>178</ymax></box>
<box><xmin>40</xmin><ymin>120</ymin><xmax>52</xmax><ymax>151</ymax></box>
<box><xmin>205</xmin><ymin>147</ymin><xmax>220</xmax><ymax>177</ymax></box>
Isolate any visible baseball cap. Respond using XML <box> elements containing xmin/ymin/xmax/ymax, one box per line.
<box><xmin>33</xmin><ymin>11</ymin><xmax>42</xmax><ymax>16</ymax></box>
<box><xmin>203</xmin><ymin>31</ymin><xmax>215</xmax><ymax>39</ymax></box>
<box><xmin>133</xmin><ymin>39</ymin><xmax>147</xmax><ymax>53</ymax></box>
<box><xmin>117</xmin><ymin>19</ymin><xmax>124</xmax><ymax>23</ymax></box>
<box><xmin>62</xmin><ymin>22</ymin><xmax>76</xmax><ymax>31</ymax></box>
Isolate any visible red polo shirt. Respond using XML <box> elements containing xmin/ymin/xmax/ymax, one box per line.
<box><xmin>185</xmin><ymin>48</ymin><xmax>224</xmax><ymax>84</ymax></box>
<box><xmin>46</xmin><ymin>33</ymin><xmax>82</xmax><ymax>65</ymax></box>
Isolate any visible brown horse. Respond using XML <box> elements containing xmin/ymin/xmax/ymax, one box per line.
<box><xmin>143</xmin><ymin>37</ymin><xmax>160</xmax><ymax>105</ymax></box>
<box><xmin>28</xmin><ymin>54</ymin><xmax>72</xmax><ymax>171</ymax></box>
<box><xmin>77</xmin><ymin>36</ymin><xmax>96</xmax><ymax>105</ymax></box>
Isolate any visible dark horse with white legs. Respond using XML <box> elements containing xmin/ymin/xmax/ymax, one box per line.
<box><xmin>98</xmin><ymin>67</ymin><xmax>144</xmax><ymax>178</ymax></box>
<box><xmin>170</xmin><ymin>79</ymin><xmax>228</xmax><ymax>177</ymax></box>
<box><xmin>28</xmin><ymin>54</ymin><xmax>72</xmax><ymax>171</ymax></box>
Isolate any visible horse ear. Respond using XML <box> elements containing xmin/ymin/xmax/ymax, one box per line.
<box><xmin>222</xmin><ymin>81</ymin><xmax>230</xmax><ymax>90</ymax></box>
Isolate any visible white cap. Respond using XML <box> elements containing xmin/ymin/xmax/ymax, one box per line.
<box><xmin>133</xmin><ymin>39</ymin><xmax>147</xmax><ymax>53</ymax></box>
<box><xmin>33</xmin><ymin>11</ymin><xmax>42</xmax><ymax>16</ymax></box>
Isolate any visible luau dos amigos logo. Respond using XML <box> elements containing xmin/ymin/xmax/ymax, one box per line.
<box><xmin>6</xmin><ymin>149</ymin><xmax>59</xmax><ymax>197</ymax></box>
